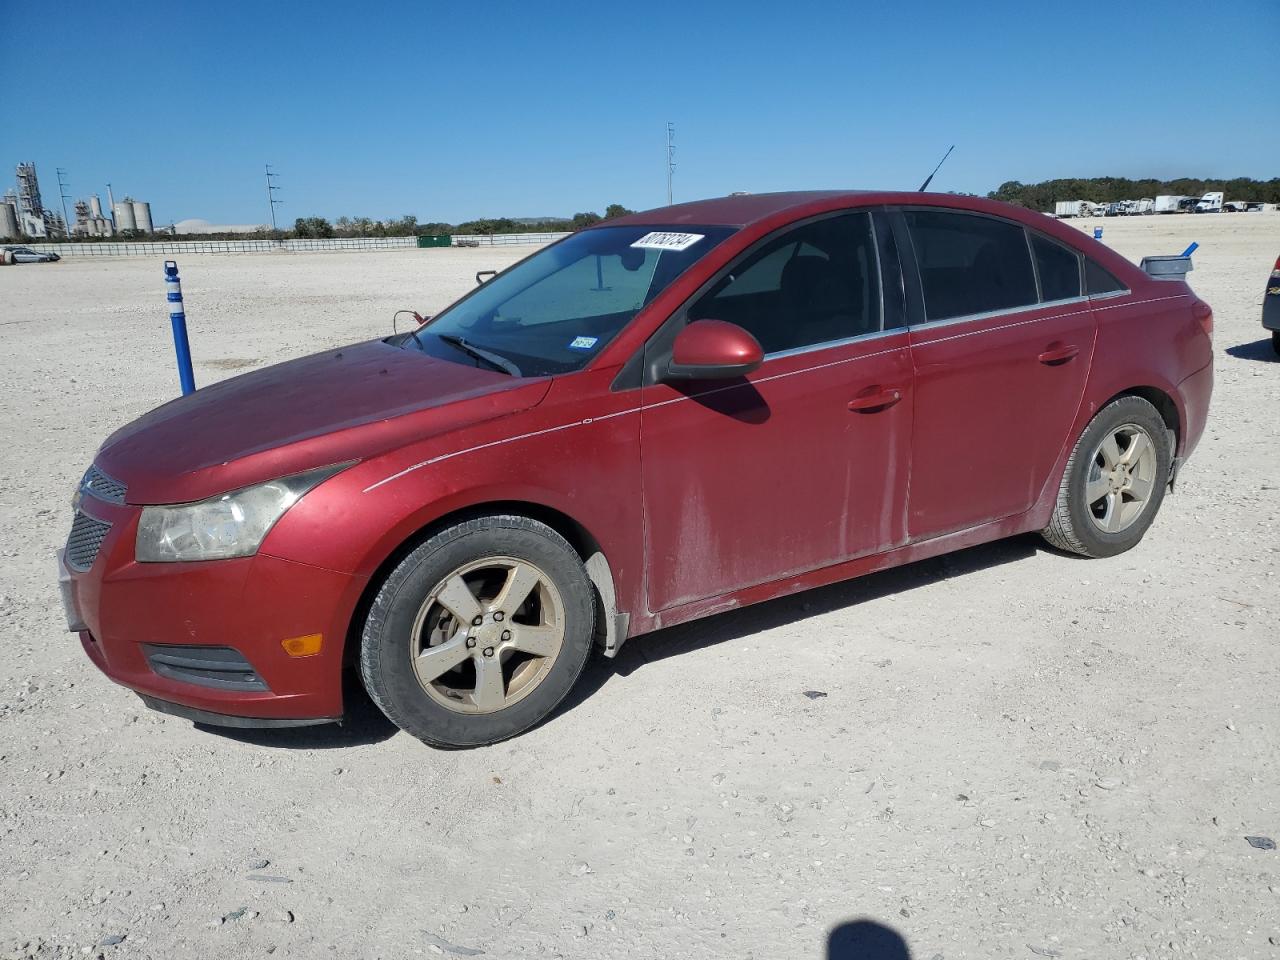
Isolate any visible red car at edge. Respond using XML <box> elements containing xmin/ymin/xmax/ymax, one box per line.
<box><xmin>60</xmin><ymin>191</ymin><xmax>1214</xmax><ymax>748</ymax></box>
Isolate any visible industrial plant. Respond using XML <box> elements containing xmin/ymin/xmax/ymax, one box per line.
<box><xmin>0</xmin><ymin>162</ymin><xmax>154</xmax><ymax>241</ymax></box>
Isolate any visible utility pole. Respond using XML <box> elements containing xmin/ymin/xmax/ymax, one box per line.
<box><xmin>666</xmin><ymin>122</ymin><xmax>676</xmax><ymax>206</ymax></box>
<box><xmin>265</xmin><ymin>164</ymin><xmax>283</xmax><ymax>233</ymax></box>
<box><xmin>56</xmin><ymin>168</ymin><xmax>71</xmax><ymax>238</ymax></box>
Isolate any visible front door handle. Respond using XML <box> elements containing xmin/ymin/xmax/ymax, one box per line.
<box><xmin>847</xmin><ymin>388</ymin><xmax>903</xmax><ymax>413</ymax></box>
<box><xmin>1038</xmin><ymin>343</ymin><xmax>1080</xmax><ymax>365</ymax></box>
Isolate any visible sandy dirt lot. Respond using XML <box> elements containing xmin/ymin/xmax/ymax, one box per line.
<box><xmin>1</xmin><ymin>214</ymin><xmax>1278</xmax><ymax>960</ymax></box>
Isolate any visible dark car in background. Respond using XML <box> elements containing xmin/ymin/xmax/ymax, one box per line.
<box><xmin>2</xmin><ymin>245</ymin><xmax>61</xmax><ymax>264</ymax></box>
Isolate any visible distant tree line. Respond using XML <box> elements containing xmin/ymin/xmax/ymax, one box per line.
<box><xmin>293</xmin><ymin>203</ymin><xmax>635</xmax><ymax>239</ymax></box>
<box><xmin>42</xmin><ymin>204</ymin><xmax>637</xmax><ymax>243</ymax></box>
<box><xmin>989</xmin><ymin>177</ymin><xmax>1280</xmax><ymax>210</ymax></box>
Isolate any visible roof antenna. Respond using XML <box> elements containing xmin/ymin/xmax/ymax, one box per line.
<box><xmin>918</xmin><ymin>144</ymin><xmax>955</xmax><ymax>192</ymax></box>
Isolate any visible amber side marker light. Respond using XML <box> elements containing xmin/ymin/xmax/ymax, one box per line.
<box><xmin>281</xmin><ymin>634</ymin><xmax>323</xmax><ymax>658</ymax></box>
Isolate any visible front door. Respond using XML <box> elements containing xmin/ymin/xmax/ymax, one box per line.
<box><xmin>638</xmin><ymin>211</ymin><xmax>914</xmax><ymax>614</ymax></box>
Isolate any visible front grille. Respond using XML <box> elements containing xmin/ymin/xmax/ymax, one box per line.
<box><xmin>66</xmin><ymin>512</ymin><xmax>111</xmax><ymax>571</ymax></box>
<box><xmin>142</xmin><ymin>644</ymin><xmax>269</xmax><ymax>692</ymax></box>
<box><xmin>81</xmin><ymin>464</ymin><xmax>127</xmax><ymax>504</ymax></box>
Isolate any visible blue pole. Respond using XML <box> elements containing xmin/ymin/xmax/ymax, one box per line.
<box><xmin>163</xmin><ymin>260</ymin><xmax>196</xmax><ymax>395</ymax></box>
<box><xmin>1181</xmin><ymin>242</ymin><xmax>1199</xmax><ymax>257</ymax></box>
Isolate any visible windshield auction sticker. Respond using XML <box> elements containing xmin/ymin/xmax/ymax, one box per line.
<box><xmin>630</xmin><ymin>232</ymin><xmax>705</xmax><ymax>252</ymax></box>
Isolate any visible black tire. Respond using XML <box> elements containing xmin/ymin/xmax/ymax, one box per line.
<box><xmin>1042</xmin><ymin>396</ymin><xmax>1172</xmax><ymax>558</ymax></box>
<box><xmin>360</xmin><ymin>515</ymin><xmax>595</xmax><ymax>748</ymax></box>
<box><xmin>1272</xmin><ymin>330</ymin><xmax>1280</xmax><ymax>357</ymax></box>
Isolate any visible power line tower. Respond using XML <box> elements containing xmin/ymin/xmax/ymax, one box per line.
<box><xmin>56</xmin><ymin>168</ymin><xmax>72</xmax><ymax>238</ymax></box>
<box><xmin>666</xmin><ymin>122</ymin><xmax>676</xmax><ymax>206</ymax></box>
<box><xmin>265</xmin><ymin>164</ymin><xmax>283</xmax><ymax>232</ymax></box>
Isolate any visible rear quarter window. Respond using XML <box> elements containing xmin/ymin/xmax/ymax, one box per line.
<box><xmin>905</xmin><ymin>210</ymin><xmax>1038</xmax><ymax>321</ymax></box>
<box><xmin>1085</xmin><ymin>258</ymin><xmax>1127</xmax><ymax>296</ymax></box>
<box><xmin>1031</xmin><ymin>234</ymin><xmax>1083</xmax><ymax>302</ymax></box>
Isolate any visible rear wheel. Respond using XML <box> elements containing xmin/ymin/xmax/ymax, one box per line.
<box><xmin>1042</xmin><ymin>396</ymin><xmax>1172</xmax><ymax>558</ymax></box>
<box><xmin>360</xmin><ymin>515</ymin><xmax>595</xmax><ymax>748</ymax></box>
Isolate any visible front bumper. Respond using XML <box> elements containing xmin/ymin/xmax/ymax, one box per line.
<box><xmin>62</xmin><ymin>495</ymin><xmax>367</xmax><ymax>725</ymax></box>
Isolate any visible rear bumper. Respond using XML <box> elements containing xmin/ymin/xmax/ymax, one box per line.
<box><xmin>1263</xmin><ymin>289</ymin><xmax>1280</xmax><ymax>332</ymax></box>
<box><xmin>65</xmin><ymin>496</ymin><xmax>367</xmax><ymax>722</ymax></box>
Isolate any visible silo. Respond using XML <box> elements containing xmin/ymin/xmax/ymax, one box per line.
<box><xmin>0</xmin><ymin>202</ymin><xmax>18</xmax><ymax>240</ymax></box>
<box><xmin>132</xmin><ymin>200</ymin><xmax>153</xmax><ymax>233</ymax></box>
<box><xmin>113</xmin><ymin>199</ymin><xmax>137</xmax><ymax>232</ymax></box>
<box><xmin>90</xmin><ymin>196</ymin><xmax>103</xmax><ymax>218</ymax></box>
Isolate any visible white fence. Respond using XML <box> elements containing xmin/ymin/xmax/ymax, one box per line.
<box><xmin>21</xmin><ymin>232</ymin><xmax>569</xmax><ymax>258</ymax></box>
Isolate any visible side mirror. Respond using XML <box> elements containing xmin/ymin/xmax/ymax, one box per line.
<box><xmin>665</xmin><ymin>320</ymin><xmax>764</xmax><ymax>381</ymax></box>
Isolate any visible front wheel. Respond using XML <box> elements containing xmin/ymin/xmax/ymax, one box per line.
<box><xmin>360</xmin><ymin>515</ymin><xmax>595</xmax><ymax>748</ymax></box>
<box><xmin>1042</xmin><ymin>396</ymin><xmax>1172</xmax><ymax>558</ymax></box>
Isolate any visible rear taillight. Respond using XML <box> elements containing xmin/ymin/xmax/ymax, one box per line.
<box><xmin>1272</xmin><ymin>255</ymin><xmax>1280</xmax><ymax>278</ymax></box>
<box><xmin>1192</xmin><ymin>299</ymin><xmax>1214</xmax><ymax>341</ymax></box>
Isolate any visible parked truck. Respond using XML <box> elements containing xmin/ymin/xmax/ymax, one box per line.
<box><xmin>1054</xmin><ymin>200</ymin><xmax>1088</xmax><ymax>218</ymax></box>
<box><xmin>1194</xmin><ymin>191</ymin><xmax>1225</xmax><ymax>213</ymax></box>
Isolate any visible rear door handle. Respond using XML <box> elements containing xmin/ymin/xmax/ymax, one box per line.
<box><xmin>847</xmin><ymin>388</ymin><xmax>903</xmax><ymax>412</ymax></box>
<box><xmin>1038</xmin><ymin>343</ymin><xmax>1080</xmax><ymax>365</ymax></box>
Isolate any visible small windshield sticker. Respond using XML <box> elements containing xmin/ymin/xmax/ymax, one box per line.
<box><xmin>568</xmin><ymin>336</ymin><xmax>599</xmax><ymax>350</ymax></box>
<box><xmin>630</xmin><ymin>231</ymin><xmax>704</xmax><ymax>252</ymax></box>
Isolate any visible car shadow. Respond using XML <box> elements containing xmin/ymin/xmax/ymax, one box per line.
<box><xmin>1225</xmin><ymin>337</ymin><xmax>1278</xmax><ymax>362</ymax></box>
<box><xmin>558</xmin><ymin>533</ymin><xmax>1042</xmax><ymax>714</ymax></box>
<box><xmin>827</xmin><ymin>919</ymin><xmax>912</xmax><ymax>959</ymax></box>
<box><xmin>195</xmin><ymin>532</ymin><xmax>1042</xmax><ymax>750</ymax></box>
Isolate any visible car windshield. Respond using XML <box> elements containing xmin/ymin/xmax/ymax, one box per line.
<box><xmin>409</xmin><ymin>224</ymin><xmax>735</xmax><ymax>376</ymax></box>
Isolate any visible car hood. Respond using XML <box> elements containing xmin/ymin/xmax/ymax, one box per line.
<box><xmin>96</xmin><ymin>338</ymin><xmax>551</xmax><ymax>504</ymax></box>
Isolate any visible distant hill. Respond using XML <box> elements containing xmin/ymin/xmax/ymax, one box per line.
<box><xmin>989</xmin><ymin>177</ymin><xmax>1280</xmax><ymax>209</ymax></box>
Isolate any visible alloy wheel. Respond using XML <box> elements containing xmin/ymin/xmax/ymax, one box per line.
<box><xmin>1085</xmin><ymin>422</ymin><xmax>1159</xmax><ymax>534</ymax></box>
<box><xmin>409</xmin><ymin>557</ymin><xmax>565</xmax><ymax>714</ymax></box>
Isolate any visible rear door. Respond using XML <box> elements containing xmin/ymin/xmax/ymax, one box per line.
<box><xmin>638</xmin><ymin>210</ymin><xmax>913</xmax><ymax>613</ymax></box>
<box><xmin>898</xmin><ymin>208</ymin><xmax>1096</xmax><ymax>539</ymax></box>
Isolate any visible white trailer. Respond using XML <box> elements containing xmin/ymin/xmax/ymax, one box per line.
<box><xmin>1194</xmin><ymin>191</ymin><xmax>1224</xmax><ymax>213</ymax></box>
<box><xmin>1154</xmin><ymin>195</ymin><xmax>1190</xmax><ymax>213</ymax></box>
<box><xmin>1054</xmin><ymin>200</ymin><xmax>1087</xmax><ymax>218</ymax></box>
<box><xmin>1134</xmin><ymin>198</ymin><xmax>1155</xmax><ymax>214</ymax></box>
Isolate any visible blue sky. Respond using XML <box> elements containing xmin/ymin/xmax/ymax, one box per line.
<box><xmin>4</xmin><ymin>0</ymin><xmax>1276</xmax><ymax>226</ymax></box>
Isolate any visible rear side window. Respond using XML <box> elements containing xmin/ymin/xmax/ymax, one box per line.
<box><xmin>1031</xmin><ymin>234</ymin><xmax>1082</xmax><ymax>301</ymax></box>
<box><xmin>904</xmin><ymin>210</ymin><xmax>1038</xmax><ymax>321</ymax></box>
<box><xmin>1085</xmin><ymin>258</ymin><xmax>1127</xmax><ymax>296</ymax></box>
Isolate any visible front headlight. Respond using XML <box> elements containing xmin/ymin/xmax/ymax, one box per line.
<box><xmin>136</xmin><ymin>464</ymin><xmax>348</xmax><ymax>563</ymax></box>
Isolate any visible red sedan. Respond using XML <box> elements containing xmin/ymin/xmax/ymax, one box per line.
<box><xmin>60</xmin><ymin>191</ymin><xmax>1214</xmax><ymax>747</ymax></box>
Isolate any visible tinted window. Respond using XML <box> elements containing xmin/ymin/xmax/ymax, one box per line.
<box><xmin>1032</xmin><ymin>234</ymin><xmax>1082</xmax><ymax>301</ymax></box>
<box><xmin>1085</xmin><ymin>258</ymin><xmax>1126</xmax><ymax>295</ymax></box>
<box><xmin>688</xmin><ymin>212</ymin><xmax>881</xmax><ymax>354</ymax></box>
<box><xmin>904</xmin><ymin>210</ymin><xmax>1038</xmax><ymax>321</ymax></box>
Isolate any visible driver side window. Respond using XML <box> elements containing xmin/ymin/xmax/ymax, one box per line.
<box><xmin>688</xmin><ymin>212</ymin><xmax>882</xmax><ymax>354</ymax></box>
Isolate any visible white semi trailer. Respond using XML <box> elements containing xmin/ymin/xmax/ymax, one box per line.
<box><xmin>1154</xmin><ymin>195</ymin><xmax>1190</xmax><ymax>213</ymax></box>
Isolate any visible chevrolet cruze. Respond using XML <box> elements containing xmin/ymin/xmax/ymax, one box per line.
<box><xmin>60</xmin><ymin>191</ymin><xmax>1214</xmax><ymax>748</ymax></box>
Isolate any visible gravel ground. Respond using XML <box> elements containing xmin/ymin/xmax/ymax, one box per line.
<box><xmin>1</xmin><ymin>215</ymin><xmax>1278</xmax><ymax>960</ymax></box>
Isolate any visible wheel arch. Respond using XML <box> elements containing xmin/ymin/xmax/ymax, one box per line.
<box><xmin>1105</xmin><ymin>384</ymin><xmax>1182</xmax><ymax>454</ymax></box>
<box><xmin>343</xmin><ymin>499</ymin><xmax>626</xmax><ymax>668</ymax></box>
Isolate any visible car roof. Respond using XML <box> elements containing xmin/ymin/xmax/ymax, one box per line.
<box><xmin>602</xmin><ymin>190</ymin><xmax>1048</xmax><ymax>228</ymax></box>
